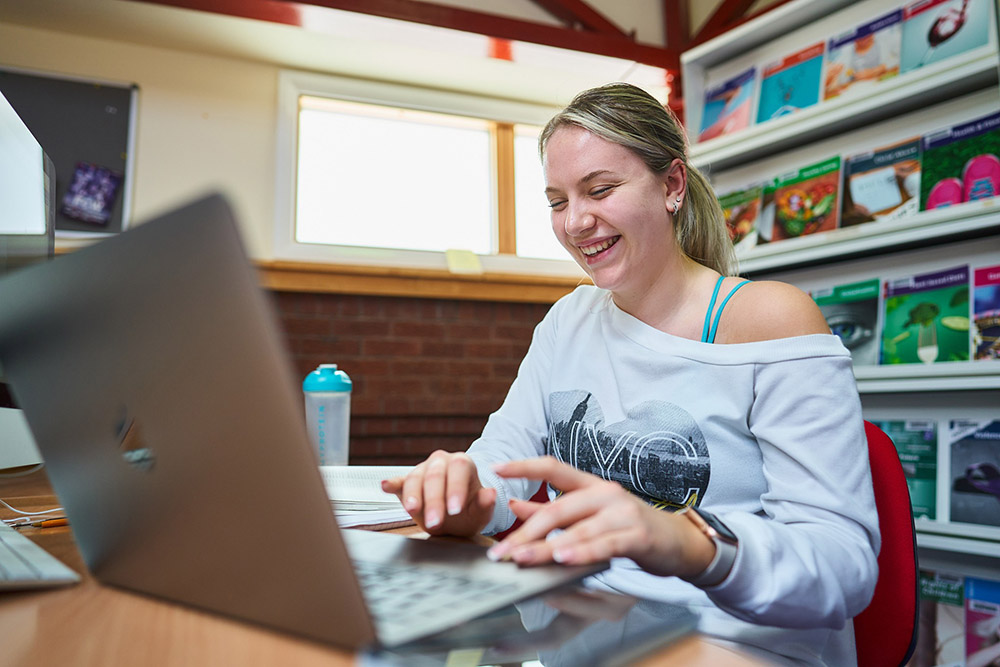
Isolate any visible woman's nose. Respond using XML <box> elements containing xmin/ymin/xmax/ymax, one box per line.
<box><xmin>564</xmin><ymin>200</ymin><xmax>596</xmax><ymax>237</ymax></box>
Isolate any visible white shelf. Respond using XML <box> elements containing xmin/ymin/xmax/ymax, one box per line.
<box><xmin>856</xmin><ymin>362</ymin><xmax>1000</xmax><ymax>393</ymax></box>
<box><xmin>917</xmin><ymin>532</ymin><xmax>1000</xmax><ymax>558</ymax></box>
<box><xmin>737</xmin><ymin>197</ymin><xmax>1000</xmax><ymax>274</ymax></box>
<box><xmin>690</xmin><ymin>48</ymin><xmax>1000</xmax><ymax>172</ymax></box>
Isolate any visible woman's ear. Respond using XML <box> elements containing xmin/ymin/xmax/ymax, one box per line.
<box><xmin>663</xmin><ymin>158</ymin><xmax>687</xmax><ymax>213</ymax></box>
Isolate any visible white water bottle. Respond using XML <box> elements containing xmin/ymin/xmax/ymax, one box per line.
<box><xmin>303</xmin><ymin>364</ymin><xmax>352</xmax><ymax>466</ymax></box>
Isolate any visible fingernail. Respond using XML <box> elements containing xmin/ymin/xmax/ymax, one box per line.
<box><xmin>487</xmin><ymin>542</ymin><xmax>509</xmax><ymax>562</ymax></box>
<box><xmin>447</xmin><ymin>498</ymin><xmax>462</xmax><ymax>516</ymax></box>
<box><xmin>552</xmin><ymin>547</ymin><xmax>573</xmax><ymax>563</ymax></box>
<box><xmin>404</xmin><ymin>496</ymin><xmax>418</xmax><ymax>511</ymax></box>
<box><xmin>425</xmin><ymin>510</ymin><xmax>441</xmax><ymax>529</ymax></box>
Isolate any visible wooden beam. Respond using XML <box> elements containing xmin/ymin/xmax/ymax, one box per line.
<box><xmin>129</xmin><ymin>0</ymin><xmax>679</xmax><ymax>70</ymax></box>
<box><xmin>494</xmin><ymin>123</ymin><xmax>517</xmax><ymax>256</ymax></box>
<box><xmin>528</xmin><ymin>0</ymin><xmax>629</xmax><ymax>37</ymax></box>
<box><xmin>662</xmin><ymin>0</ymin><xmax>690</xmax><ymax>51</ymax></box>
<box><xmin>694</xmin><ymin>0</ymin><xmax>756</xmax><ymax>43</ymax></box>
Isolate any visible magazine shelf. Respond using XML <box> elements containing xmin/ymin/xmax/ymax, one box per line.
<box><xmin>737</xmin><ymin>197</ymin><xmax>1000</xmax><ymax>275</ymax></box>
<box><xmin>917</xmin><ymin>531</ymin><xmax>1000</xmax><ymax>559</ymax></box>
<box><xmin>689</xmin><ymin>47</ymin><xmax>998</xmax><ymax>172</ymax></box>
<box><xmin>855</xmin><ymin>362</ymin><xmax>1000</xmax><ymax>393</ymax></box>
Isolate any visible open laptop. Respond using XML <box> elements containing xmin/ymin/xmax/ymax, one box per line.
<box><xmin>0</xmin><ymin>193</ymin><xmax>605</xmax><ymax>648</ymax></box>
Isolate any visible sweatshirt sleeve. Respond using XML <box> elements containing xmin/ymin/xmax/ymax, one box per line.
<box><xmin>466</xmin><ymin>296</ymin><xmax>562</xmax><ymax>535</ymax></box>
<box><xmin>704</xmin><ymin>350</ymin><xmax>881</xmax><ymax>629</ymax></box>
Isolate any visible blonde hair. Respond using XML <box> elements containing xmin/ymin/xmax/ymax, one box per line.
<box><xmin>539</xmin><ymin>83</ymin><xmax>736</xmax><ymax>276</ymax></box>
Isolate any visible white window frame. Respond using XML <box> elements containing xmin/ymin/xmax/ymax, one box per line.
<box><xmin>274</xmin><ymin>69</ymin><xmax>583</xmax><ymax>278</ymax></box>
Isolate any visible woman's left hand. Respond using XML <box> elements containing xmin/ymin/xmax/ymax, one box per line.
<box><xmin>486</xmin><ymin>456</ymin><xmax>714</xmax><ymax>579</ymax></box>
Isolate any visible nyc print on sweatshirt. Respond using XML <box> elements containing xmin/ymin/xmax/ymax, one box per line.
<box><xmin>547</xmin><ymin>390</ymin><xmax>710</xmax><ymax>510</ymax></box>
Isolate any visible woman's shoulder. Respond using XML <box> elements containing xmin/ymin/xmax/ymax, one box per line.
<box><xmin>717</xmin><ymin>279</ymin><xmax>831</xmax><ymax>344</ymax></box>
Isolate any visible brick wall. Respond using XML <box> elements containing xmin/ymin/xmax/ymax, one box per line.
<box><xmin>271</xmin><ymin>291</ymin><xmax>552</xmax><ymax>466</ymax></box>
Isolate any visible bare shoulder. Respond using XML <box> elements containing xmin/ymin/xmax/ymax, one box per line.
<box><xmin>716</xmin><ymin>279</ymin><xmax>831</xmax><ymax>344</ymax></box>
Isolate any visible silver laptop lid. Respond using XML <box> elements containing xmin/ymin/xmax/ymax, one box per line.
<box><xmin>0</xmin><ymin>193</ymin><xmax>376</xmax><ymax>647</ymax></box>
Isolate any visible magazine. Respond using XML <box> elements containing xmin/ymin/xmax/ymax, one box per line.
<box><xmin>906</xmin><ymin>570</ymin><xmax>965</xmax><ymax>667</ymax></box>
<box><xmin>716</xmin><ymin>183</ymin><xmax>763</xmax><ymax>253</ymax></box>
<box><xmin>698</xmin><ymin>67</ymin><xmax>756</xmax><ymax>142</ymax></box>
<box><xmin>824</xmin><ymin>9</ymin><xmax>903</xmax><ymax>100</ymax></box>
<box><xmin>756</xmin><ymin>42</ymin><xmax>825</xmax><ymax>123</ymax></box>
<box><xmin>901</xmin><ymin>0</ymin><xmax>992</xmax><ymax>74</ymax></box>
<box><xmin>973</xmin><ymin>263</ymin><xmax>1000</xmax><ymax>360</ymax></box>
<box><xmin>948</xmin><ymin>419</ymin><xmax>1000</xmax><ymax>528</ymax></box>
<box><xmin>812</xmin><ymin>278</ymin><xmax>880</xmax><ymax>366</ymax></box>
<box><xmin>965</xmin><ymin>576</ymin><xmax>1000</xmax><ymax>664</ymax></box>
<box><xmin>921</xmin><ymin>111</ymin><xmax>1000</xmax><ymax>210</ymax></box>
<box><xmin>842</xmin><ymin>137</ymin><xmax>921</xmax><ymax>227</ymax></box>
<box><xmin>872</xmin><ymin>420</ymin><xmax>937</xmax><ymax>519</ymax></box>
<box><xmin>769</xmin><ymin>156</ymin><xmax>841</xmax><ymax>242</ymax></box>
<box><xmin>881</xmin><ymin>265</ymin><xmax>970</xmax><ymax>364</ymax></box>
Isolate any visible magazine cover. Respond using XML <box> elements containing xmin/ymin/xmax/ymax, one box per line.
<box><xmin>769</xmin><ymin>156</ymin><xmax>841</xmax><ymax>242</ymax></box>
<box><xmin>60</xmin><ymin>161</ymin><xmax>123</xmax><ymax>226</ymax></box>
<box><xmin>756</xmin><ymin>42</ymin><xmax>825</xmax><ymax>123</ymax></box>
<box><xmin>965</xmin><ymin>576</ymin><xmax>1000</xmax><ymax>665</ymax></box>
<box><xmin>842</xmin><ymin>138</ymin><xmax>921</xmax><ymax>227</ymax></box>
<box><xmin>901</xmin><ymin>0</ymin><xmax>992</xmax><ymax>74</ymax></box>
<box><xmin>881</xmin><ymin>265</ymin><xmax>970</xmax><ymax>364</ymax></box>
<box><xmin>973</xmin><ymin>263</ymin><xmax>1000</xmax><ymax>360</ymax></box>
<box><xmin>717</xmin><ymin>184</ymin><xmax>763</xmax><ymax>253</ymax></box>
<box><xmin>906</xmin><ymin>570</ymin><xmax>965</xmax><ymax>667</ymax></box>
<box><xmin>872</xmin><ymin>420</ymin><xmax>937</xmax><ymax>519</ymax></box>
<box><xmin>949</xmin><ymin>419</ymin><xmax>1000</xmax><ymax>528</ymax></box>
<box><xmin>699</xmin><ymin>67</ymin><xmax>756</xmax><ymax>142</ymax></box>
<box><xmin>921</xmin><ymin>111</ymin><xmax>1000</xmax><ymax>210</ymax></box>
<box><xmin>812</xmin><ymin>278</ymin><xmax>880</xmax><ymax>366</ymax></box>
<box><xmin>824</xmin><ymin>9</ymin><xmax>903</xmax><ymax>100</ymax></box>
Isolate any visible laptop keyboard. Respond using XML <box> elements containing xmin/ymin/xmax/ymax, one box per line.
<box><xmin>353</xmin><ymin>558</ymin><xmax>512</xmax><ymax>623</ymax></box>
<box><xmin>0</xmin><ymin>522</ymin><xmax>80</xmax><ymax>590</ymax></box>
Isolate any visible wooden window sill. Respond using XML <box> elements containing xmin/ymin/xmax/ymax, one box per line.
<box><xmin>256</xmin><ymin>260</ymin><xmax>588</xmax><ymax>303</ymax></box>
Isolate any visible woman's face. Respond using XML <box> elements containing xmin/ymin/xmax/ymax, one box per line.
<box><xmin>543</xmin><ymin>125</ymin><xmax>678</xmax><ymax>297</ymax></box>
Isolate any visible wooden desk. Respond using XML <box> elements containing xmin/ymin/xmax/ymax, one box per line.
<box><xmin>0</xmin><ymin>468</ymin><xmax>768</xmax><ymax>667</ymax></box>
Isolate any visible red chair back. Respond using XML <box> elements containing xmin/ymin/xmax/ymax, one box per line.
<box><xmin>854</xmin><ymin>421</ymin><xmax>919</xmax><ymax>667</ymax></box>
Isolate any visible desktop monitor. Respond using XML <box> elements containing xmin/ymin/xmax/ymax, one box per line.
<box><xmin>0</xmin><ymin>86</ymin><xmax>54</xmax><ymax>451</ymax></box>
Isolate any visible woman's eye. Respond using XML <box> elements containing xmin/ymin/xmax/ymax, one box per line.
<box><xmin>590</xmin><ymin>185</ymin><xmax>614</xmax><ymax>197</ymax></box>
<box><xmin>548</xmin><ymin>199</ymin><xmax>567</xmax><ymax>210</ymax></box>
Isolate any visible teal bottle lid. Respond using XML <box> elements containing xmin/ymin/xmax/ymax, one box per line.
<box><xmin>303</xmin><ymin>364</ymin><xmax>352</xmax><ymax>392</ymax></box>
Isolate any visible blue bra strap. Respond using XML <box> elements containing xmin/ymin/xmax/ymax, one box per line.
<box><xmin>705</xmin><ymin>279</ymin><xmax>751</xmax><ymax>344</ymax></box>
<box><xmin>700</xmin><ymin>276</ymin><xmax>725</xmax><ymax>343</ymax></box>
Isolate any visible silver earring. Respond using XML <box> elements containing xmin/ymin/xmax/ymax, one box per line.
<box><xmin>675</xmin><ymin>196</ymin><xmax>682</xmax><ymax>208</ymax></box>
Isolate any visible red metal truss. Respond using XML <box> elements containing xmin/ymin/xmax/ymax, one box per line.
<box><xmin>130</xmin><ymin>0</ymin><xmax>679</xmax><ymax>70</ymax></box>
<box><xmin>528</xmin><ymin>0</ymin><xmax>629</xmax><ymax>36</ymax></box>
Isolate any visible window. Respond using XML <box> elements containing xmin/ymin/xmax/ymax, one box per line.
<box><xmin>275</xmin><ymin>70</ymin><xmax>581</xmax><ymax>277</ymax></box>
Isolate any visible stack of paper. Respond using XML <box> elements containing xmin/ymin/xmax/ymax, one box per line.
<box><xmin>320</xmin><ymin>465</ymin><xmax>416</xmax><ymax>530</ymax></box>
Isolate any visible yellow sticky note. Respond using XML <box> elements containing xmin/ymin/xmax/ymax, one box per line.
<box><xmin>445</xmin><ymin>249</ymin><xmax>484</xmax><ymax>275</ymax></box>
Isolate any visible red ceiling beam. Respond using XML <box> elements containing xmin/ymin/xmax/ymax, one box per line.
<box><xmin>693</xmin><ymin>0</ymin><xmax>756</xmax><ymax>43</ymax></box>
<box><xmin>528</xmin><ymin>0</ymin><xmax>629</xmax><ymax>37</ymax></box>
<box><xmin>130</xmin><ymin>0</ymin><xmax>679</xmax><ymax>70</ymax></box>
<box><xmin>690</xmin><ymin>0</ymin><xmax>798</xmax><ymax>47</ymax></box>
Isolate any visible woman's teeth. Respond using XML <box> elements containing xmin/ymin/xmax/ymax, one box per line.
<box><xmin>581</xmin><ymin>236</ymin><xmax>620</xmax><ymax>257</ymax></box>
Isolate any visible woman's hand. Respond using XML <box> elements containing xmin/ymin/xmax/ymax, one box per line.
<box><xmin>381</xmin><ymin>450</ymin><xmax>496</xmax><ymax>537</ymax></box>
<box><xmin>485</xmin><ymin>456</ymin><xmax>714</xmax><ymax>579</ymax></box>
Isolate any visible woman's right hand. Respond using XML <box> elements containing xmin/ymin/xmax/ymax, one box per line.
<box><xmin>381</xmin><ymin>450</ymin><xmax>496</xmax><ymax>537</ymax></box>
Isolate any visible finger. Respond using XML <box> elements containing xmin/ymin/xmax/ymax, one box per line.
<box><xmin>494</xmin><ymin>456</ymin><xmax>598</xmax><ymax>493</ymax></box>
<box><xmin>399</xmin><ymin>462</ymin><xmax>428</xmax><ymax>515</ymax></box>
<box><xmin>488</xmin><ymin>491</ymin><xmax>612</xmax><ymax>563</ymax></box>
<box><xmin>380</xmin><ymin>476</ymin><xmax>405</xmax><ymax>495</ymax></box>
<box><xmin>420</xmin><ymin>451</ymin><xmax>450</xmax><ymax>530</ymax></box>
<box><xmin>444</xmin><ymin>453</ymin><xmax>477</xmax><ymax>517</ymax></box>
<box><xmin>507</xmin><ymin>498</ymin><xmax>547</xmax><ymax>521</ymax></box>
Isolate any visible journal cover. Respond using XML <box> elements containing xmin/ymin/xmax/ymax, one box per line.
<box><xmin>907</xmin><ymin>570</ymin><xmax>965</xmax><ymax>667</ymax></box>
<box><xmin>872</xmin><ymin>420</ymin><xmax>937</xmax><ymax>519</ymax></box>
<box><xmin>841</xmin><ymin>137</ymin><xmax>921</xmax><ymax>227</ymax></box>
<box><xmin>717</xmin><ymin>183</ymin><xmax>763</xmax><ymax>253</ymax></box>
<box><xmin>769</xmin><ymin>156</ymin><xmax>841</xmax><ymax>242</ymax></box>
<box><xmin>698</xmin><ymin>67</ymin><xmax>756</xmax><ymax>142</ymax></box>
<box><xmin>901</xmin><ymin>0</ymin><xmax>991</xmax><ymax>74</ymax></box>
<box><xmin>824</xmin><ymin>9</ymin><xmax>903</xmax><ymax>100</ymax></box>
<box><xmin>812</xmin><ymin>278</ymin><xmax>880</xmax><ymax>366</ymax></box>
<box><xmin>921</xmin><ymin>111</ymin><xmax>1000</xmax><ymax>210</ymax></box>
<box><xmin>973</xmin><ymin>264</ymin><xmax>1000</xmax><ymax>360</ymax></box>
<box><xmin>965</xmin><ymin>576</ymin><xmax>1000</xmax><ymax>663</ymax></box>
<box><xmin>60</xmin><ymin>161</ymin><xmax>123</xmax><ymax>226</ymax></box>
<box><xmin>756</xmin><ymin>42</ymin><xmax>825</xmax><ymax>123</ymax></box>
<box><xmin>881</xmin><ymin>265</ymin><xmax>970</xmax><ymax>364</ymax></box>
<box><xmin>949</xmin><ymin>419</ymin><xmax>1000</xmax><ymax>528</ymax></box>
